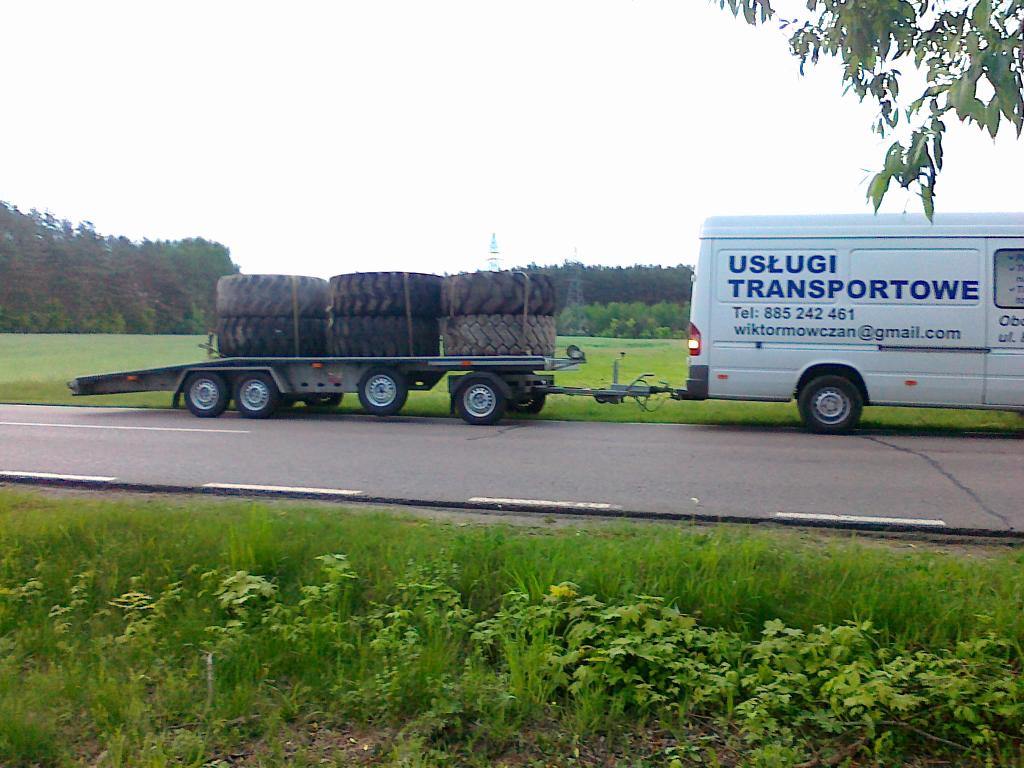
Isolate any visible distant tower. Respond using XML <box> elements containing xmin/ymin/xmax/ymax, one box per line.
<box><xmin>486</xmin><ymin>233</ymin><xmax>501</xmax><ymax>271</ymax></box>
<box><xmin>563</xmin><ymin>247</ymin><xmax>588</xmax><ymax>335</ymax></box>
<box><xmin>566</xmin><ymin>247</ymin><xmax>585</xmax><ymax>307</ymax></box>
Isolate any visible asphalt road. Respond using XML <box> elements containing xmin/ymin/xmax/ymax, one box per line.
<box><xmin>0</xmin><ymin>403</ymin><xmax>1021</xmax><ymax>534</ymax></box>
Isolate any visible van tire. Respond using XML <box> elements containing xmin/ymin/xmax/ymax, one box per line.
<box><xmin>798</xmin><ymin>375</ymin><xmax>863</xmax><ymax>434</ymax></box>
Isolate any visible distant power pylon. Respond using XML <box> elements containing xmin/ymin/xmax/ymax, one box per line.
<box><xmin>563</xmin><ymin>248</ymin><xmax>588</xmax><ymax>334</ymax></box>
<box><xmin>566</xmin><ymin>247</ymin><xmax>585</xmax><ymax>307</ymax></box>
<box><xmin>486</xmin><ymin>233</ymin><xmax>501</xmax><ymax>271</ymax></box>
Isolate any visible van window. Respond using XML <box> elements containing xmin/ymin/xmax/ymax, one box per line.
<box><xmin>994</xmin><ymin>249</ymin><xmax>1024</xmax><ymax>309</ymax></box>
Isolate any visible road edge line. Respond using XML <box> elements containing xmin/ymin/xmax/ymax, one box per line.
<box><xmin>0</xmin><ymin>474</ymin><xmax>1019</xmax><ymax>540</ymax></box>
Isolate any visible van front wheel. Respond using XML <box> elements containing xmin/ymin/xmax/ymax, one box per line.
<box><xmin>798</xmin><ymin>375</ymin><xmax>863</xmax><ymax>434</ymax></box>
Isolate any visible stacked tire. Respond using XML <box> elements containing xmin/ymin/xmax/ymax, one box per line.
<box><xmin>327</xmin><ymin>272</ymin><xmax>442</xmax><ymax>357</ymax></box>
<box><xmin>440</xmin><ymin>271</ymin><xmax>557</xmax><ymax>356</ymax></box>
<box><xmin>215</xmin><ymin>275</ymin><xmax>329</xmax><ymax>357</ymax></box>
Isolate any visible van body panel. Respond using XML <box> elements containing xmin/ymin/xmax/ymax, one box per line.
<box><xmin>986</xmin><ymin>239</ymin><xmax>1024</xmax><ymax>406</ymax></box>
<box><xmin>688</xmin><ymin>214</ymin><xmax>1024</xmax><ymax>417</ymax></box>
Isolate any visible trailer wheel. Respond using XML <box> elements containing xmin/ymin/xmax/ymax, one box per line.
<box><xmin>234</xmin><ymin>373</ymin><xmax>281</xmax><ymax>419</ymax></box>
<box><xmin>515</xmin><ymin>394</ymin><xmax>546</xmax><ymax>414</ymax></box>
<box><xmin>302</xmin><ymin>394</ymin><xmax>343</xmax><ymax>407</ymax></box>
<box><xmin>798</xmin><ymin>375</ymin><xmax>863</xmax><ymax>434</ymax></box>
<box><xmin>454</xmin><ymin>376</ymin><xmax>508</xmax><ymax>426</ymax></box>
<box><xmin>358</xmin><ymin>368</ymin><xmax>408</xmax><ymax>417</ymax></box>
<box><xmin>184</xmin><ymin>372</ymin><xmax>230</xmax><ymax>418</ymax></box>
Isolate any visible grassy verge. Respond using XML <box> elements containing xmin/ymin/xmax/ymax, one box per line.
<box><xmin>1</xmin><ymin>333</ymin><xmax>1021</xmax><ymax>432</ymax></box>
<box><xmin>1</xmin><ymin>489</ymin><xmax>1022</xmax><ymax>766</ymax></box>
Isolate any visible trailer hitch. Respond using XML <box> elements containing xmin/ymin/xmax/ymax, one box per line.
<box><xmin>538</xmin><ymin>352</ymin><xmax>678</xmax><ymax>410</ymax></box>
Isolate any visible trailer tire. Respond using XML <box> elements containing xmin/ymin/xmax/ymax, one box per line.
<box><xmin>515</xmin><ymin>394</ymin><xmax>547</xmax><ymax>414</ymax></box>
<box><xmin>442</xmin><ymin>271</ymin><xmax>556</xmax><ymax>316</ymax></box>
<box><xmin>454</xmin><ymin>376</ymin><xmax>508</xmax><ymax>425</ymax></box>
<box><xmin>798</xmin><ymin>375</ymin><xmax>863</xmax><ymax>434</ymax></box>
<box><xmin>183</xmin><ymin>372</ymin><xmax>230</xmax><ymax>418</ymax></box>
<box><xmin>234</xmin><ymin>372</ymin><xmax>281</xmax><ymax>419</ymax></box>
<box><xmin>216</xmin><ymin>275</ymin><xmax>329</xmax><ymax>318</ymax></box>
<box><xmin>357</xmin><ymin>367</ymin><xmax>408</xmax><ymax>417</ymax></box>
<box><xmin>329</xmin><ymin>272</ymin><xmax>443</xmax><ymax>317</ymax></box>
<box><xmin>327</xmin><ymin>316</ymin><xmax>440</xmax><ymax>357</ymax></box>
<box><xmin>441</xmin><ymin>315</ymin><xmax>557</xmax><ymax>357</ymax></box>
<box><xmin>303</xmin><ymin>394</ymin><xmax>343</xmax><ymax>407</ymax></box>
<box><xmin>217</xmin><ymin>316</ymin><xmax>327</xmax><ymax>357</ymax></box>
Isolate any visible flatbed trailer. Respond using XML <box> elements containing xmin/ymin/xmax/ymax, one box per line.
<box><xmin>68</xmin><ymin>348</ymin><xmax>690</xmax><ymax>425</ymax></box>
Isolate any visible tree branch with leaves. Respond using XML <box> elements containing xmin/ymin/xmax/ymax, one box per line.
<box><xmin>720</xmin><ymin>0</ymin><xmax>1024</xmax><ymax>216</ymax></box>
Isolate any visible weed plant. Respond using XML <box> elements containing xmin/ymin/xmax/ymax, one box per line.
<box><xmin>0</xmin><ymin>490</ymin><xmax>1022</xmax><ymax>766</ymax></box>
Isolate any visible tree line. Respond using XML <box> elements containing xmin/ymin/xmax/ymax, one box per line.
<box><xmin>520</xmin><ymin>261</ymin><xmax>693</xmax><ymax>339</ymax></box>
<box><xmin>557</xmin><ymin>301</ymin><xmax>690</xmax><ymax>339</ymax></box>
<box><xmin>522</xmin><ymin>261</ymin><xmax>693</xmax><ymax>306</ymax></box>
<box><xmin>0</xmin><ymin>202</ymin><xmax>237</xmax><ymax>333</ymax></box>
<box><xmin>0</xmin><ymin>202</ymin><xmax>694</xmax><ymax>338</ymax></box>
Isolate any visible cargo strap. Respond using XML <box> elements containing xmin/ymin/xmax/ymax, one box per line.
<box><xmin>290</xmin><ymin>276</ymin><xmax>300</xmax><ymax>357</ymax></box>
<box><xmin>402</xmin><ymin>272</ymin><xmax>414</xmax><ymax>356</ymax></box>
<box><xmin>514</xmin><ymin>270</ymin><xmax>531</xmax><ymax>355</ymax></box>
<box><xmin>446</xmin><ymin>275</ymin><xmax>458</xmax><ymax>319</ymax></box>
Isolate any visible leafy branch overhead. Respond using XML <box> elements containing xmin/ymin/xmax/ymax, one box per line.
<box><xmin>720</xmin><ymin>0</ymin><xmax>1024</xmax><ymax>216</ymax></box>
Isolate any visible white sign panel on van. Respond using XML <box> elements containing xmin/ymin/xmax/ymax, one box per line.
<box><xmin>713</xmin><ymin>247</ymin><xmax>984</xmax><ymax>348</ymax></box>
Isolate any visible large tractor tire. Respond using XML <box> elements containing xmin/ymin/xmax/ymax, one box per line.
<box><xmin>216</xmin><ymin>316</ymin><xmax>327</xmax><ymax>357</ymax></box>
<box><xmin>442</xmin><ymin>271</ymin><xmax>556</xmax><ymax>317</ymax></box>
<box><xmin>329</xmin><ymin>272</ymin><xmax>443</xmax><ymax>318</ymax></box>
<box><xmin>441</xmin><ymin>314</ymin><xmax>557</xmax><ymax>357</ymax></box>
<box><xmin>216</xmin><ymin>275</ymin><xmax>330</xmax><ymax>318</ymax></box>
<box><xmin>327</xmin><ymin>316</ymin><xmax>440</xmax><ymax>357</ymax></box>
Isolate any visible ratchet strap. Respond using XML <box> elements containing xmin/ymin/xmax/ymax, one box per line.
<box><xmin>402</xmin><ymin>272</ymin><xmax>414</xmax><ymax>356</ymax></box>
<box><xmin>518</xmin><ymin>270</ymin><xmax>531</xmax><ymax>355</ymax></box>
<box><xmin>290</xmin><ymin>275</ymin><xmax>300</xmax><ymax>357</ymax></box>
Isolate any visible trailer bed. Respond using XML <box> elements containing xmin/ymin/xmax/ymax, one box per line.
<box><xmin>69</xmin><ymin>354</ymin><xmax>577</xmax><ymax>397</ymax></box>
<box><xmin>68</xmin><ymin>349</ymin><xmax>690</xmax><ymax>424</ymax></box>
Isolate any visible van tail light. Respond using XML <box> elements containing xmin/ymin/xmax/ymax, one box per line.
<box><xmin>688</xmin><ymin>322</ymin><xmax>702</xmax><ymax>356</ymax></box>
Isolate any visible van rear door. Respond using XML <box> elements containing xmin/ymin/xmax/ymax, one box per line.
<box><xmin>986</xmin><ymin>242</ymin><xmax>1024</xmax><ymax>406</ymax></box>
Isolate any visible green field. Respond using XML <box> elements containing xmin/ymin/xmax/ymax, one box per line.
<box><xmin>0</xmin><ymin>488</ymin><xmax>1021</xmax><ymax>767</ymax></box>
<box><xmin>1</xmin><ymin>333</ymin><xmax>1021</xmax><ymax>432</ymax></box>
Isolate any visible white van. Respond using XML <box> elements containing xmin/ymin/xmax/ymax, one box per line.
<box><xmin>685</xmin><ymin>213</ymin><xmax>1024</xmax><ymax>433</ymax></box>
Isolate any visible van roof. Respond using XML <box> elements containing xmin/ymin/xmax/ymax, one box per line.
<box><xmin>700</xmin><ymin>212</ymin><xmax>1024</xmax><ymax>239</ymax></box>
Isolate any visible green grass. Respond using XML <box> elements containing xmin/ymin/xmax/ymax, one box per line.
<box><xmin>0</xmin><ymin>489</ymin><xmax>1022</xmax><ymax>766</ymax></box>
<box><xmin>1</xmin><ymin>333</ymin><xmax>1021</xmax><ymax>432</ymax></box>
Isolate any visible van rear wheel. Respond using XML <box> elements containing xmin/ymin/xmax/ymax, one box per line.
<box><xmin>798</xmin><ymin>375</ymin><xmax>863</xmax><ymax>434</ymax></box>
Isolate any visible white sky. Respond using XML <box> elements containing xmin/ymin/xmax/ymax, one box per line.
<box><xmin>1</xmin><ymin>1</ymin><xmax>1020</xmax><ymax>278</ymax></box>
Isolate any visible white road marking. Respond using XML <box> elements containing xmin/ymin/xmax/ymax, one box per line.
<box><xmin>0</xmin><ymin>470</ymin><xmax>116</xmax><ymax>482</ymax></box>
<box><xmin>775</xmin><ymin>512</ymin><xmax>946</xmax><ymax>527</ymax></box>
<box><xmin>203</xmin><ymin>483</ymin><xmax>363</xmax><ymax>496</ymax></box>
<box><xmin>469</xmin><ymin>496</ymin><xmax>620</xmax><ymax>510</ymax></box>
<box><xmin>0</xmin><ymin>421</ymin><xmax>249</xmax><ymax>434</ymax></box>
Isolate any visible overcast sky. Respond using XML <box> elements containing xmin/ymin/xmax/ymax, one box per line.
<box><xmin>1</xmin><ymin>1</ymin><xmax>1020</xmax><ymax>278</ymax></box>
